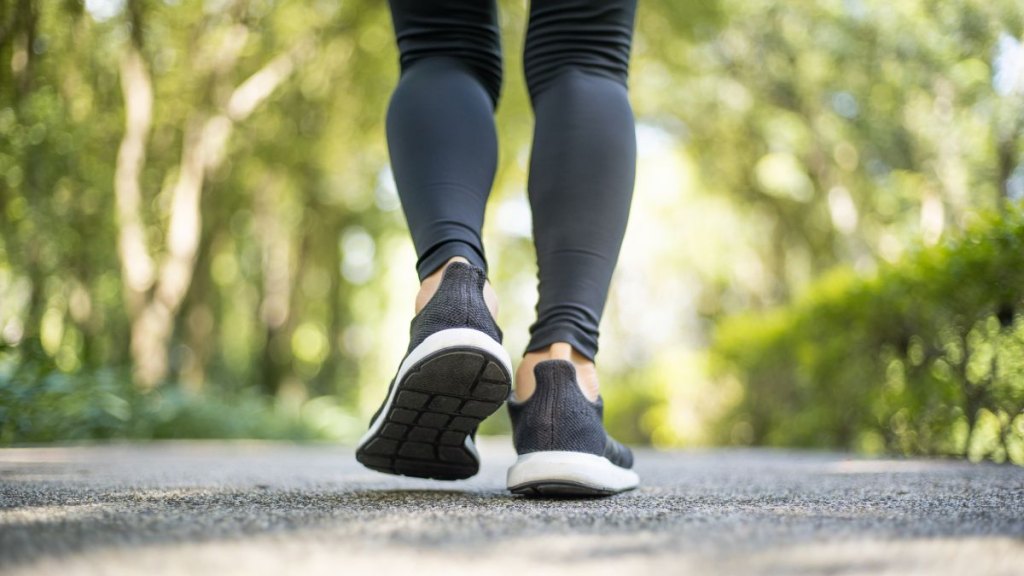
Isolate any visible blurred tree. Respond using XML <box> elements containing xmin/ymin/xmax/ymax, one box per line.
<box><xmin>634</xmin><ymin>0</ymin><xmax>1024</xmax><ymax>310</ymax></box>
<box><xmin>113</xmin><ymin>0</ymin><xmax>312</xmax><ymax>387</ymax></box>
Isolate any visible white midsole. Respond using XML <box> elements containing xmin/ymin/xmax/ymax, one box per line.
<box><xmin>357</xmin><ymin>328</ymin><xmax>512</xmax><ymax>452</ymax></box>
<box><xmin>506</xmin><ymin>451</ymin><xmax>640</xmax><ymax>492</ymax></box>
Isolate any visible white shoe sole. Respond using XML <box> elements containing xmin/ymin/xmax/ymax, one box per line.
<box><xmin>507</xmin><ymin>450</ymin><xmax>640</xmax><ymax>496</ymax></box>
<box><xmin>355</xmin><ymin>328</ymin><xmax>512</xmax><ymax>480</ymax></box>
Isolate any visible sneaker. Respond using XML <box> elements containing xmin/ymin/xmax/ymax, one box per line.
<box><xmin>506</xmin><ymin>359</ymin><xmax>639</xmax><ymax>496</ymax></box>
<box><xmin>355</xmin><ymin>261</ymin><xmax>512</xmax><ymax>480</ymax></box>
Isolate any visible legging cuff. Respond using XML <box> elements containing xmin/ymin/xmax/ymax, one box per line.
<box><xmin>524</xmin><ymin>324</ymin><xmax>598</xmax><ymax>363</ymax></box>
<box><xmin>416</xmin><ymin>239</ymin><xmax>488</xmax><ymax>281</ymax></box>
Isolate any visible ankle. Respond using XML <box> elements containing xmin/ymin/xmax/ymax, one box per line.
<box><xmin>515</xmin><ymin>342</ymin><xmax>600</xmax><ymax>402</ymax></box>
<box><xmin>415</xmin><ymin>257</ymin><xmax>499</xmax><ymax>321</ymax></box>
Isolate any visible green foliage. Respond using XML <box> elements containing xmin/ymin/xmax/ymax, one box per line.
<box><xmin>711</xmin><ymin>206</ymin><xmax>1024</xmax><ymax>464</ymax></box>
<box><xmin>0</xmin><ymin>338</ymin><xmax>341</xmax><ymax>443</ymax></box>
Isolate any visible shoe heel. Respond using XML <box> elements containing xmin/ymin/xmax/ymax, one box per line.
<box><xmin>508</xmin><ymin>360</ymin><xmax>606</xmax><ymax>455</ymax></box>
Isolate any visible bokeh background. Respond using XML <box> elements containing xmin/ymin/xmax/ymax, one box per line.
<box><xmin>1</xmin><ymin>0</ymin><xmax>1022</xmax><ymax>464</ymax></box>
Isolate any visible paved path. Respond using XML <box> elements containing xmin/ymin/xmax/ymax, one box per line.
<box><xmin>1</xmin><ymin>440</ymin><xmax>1022</xmax><ymax>575</ymax></box>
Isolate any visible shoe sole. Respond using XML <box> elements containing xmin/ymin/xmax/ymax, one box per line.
<box><xmin>507</xmin><ymin>451</ymin><xmax>640</xmax><ymax>497</ymax></box>
<box><xmin>356</xmin><ymin>328</ymin><xmax>512</xmax><ymax>481</ymax></box>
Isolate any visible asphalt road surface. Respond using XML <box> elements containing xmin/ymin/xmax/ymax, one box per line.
<box><xmin>1</xmin><ymin>440</ymin><xmax>1022</xmax><ymax>575</ymax></box>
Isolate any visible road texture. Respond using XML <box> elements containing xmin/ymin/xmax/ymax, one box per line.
<box><xmin>1</xmin><ymin>439</ymin><xmax>1022</xmax><ymax>575</ymax></box>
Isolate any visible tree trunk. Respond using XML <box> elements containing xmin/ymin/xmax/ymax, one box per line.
<box><xmin>112</xmin><ymin>28</ymin><xmax>310</xmax><ymax>388</ymax></box>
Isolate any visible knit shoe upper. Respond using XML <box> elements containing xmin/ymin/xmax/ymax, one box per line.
<box><xmin>356</xmin><ymin>261</ymin><xmax>512</xmax><ymax>481</ymax></box>
<box><xmin>507</xmin><ymin>359</ymin><xmax>633</xmax><ymax>469</ymax></box>
<box><xmin>369</xmin><ymin>261</ymin><xmax>504</xmax><ymax>427</ymax></box>
<box><xmin>405</xmin><ymin>261</ymin><xmax>503</xmax><ymax>355</ymax></box>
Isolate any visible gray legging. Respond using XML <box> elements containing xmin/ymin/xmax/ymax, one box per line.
<box><xmin>385</xmin><ymin>0</ymin><xmax>638</xmax><ymax>362</ymax></box>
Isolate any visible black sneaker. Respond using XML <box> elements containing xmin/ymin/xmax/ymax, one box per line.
<box><xmin>506</xmin><ymin>359</ymin><xmax>639</xmax><ymax>496</ymax></box>
<box><xmin>355</xmin><ymin>261</ymin><xmax>512</xmax><ymax>480</ymax></box>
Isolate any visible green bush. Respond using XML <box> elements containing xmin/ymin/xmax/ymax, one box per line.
<box><xmin>710</xmin><ymin>206</ymin><xmax>1024</xmax><ymax>464</ymax></box>
<box><xmin>0</xmin><ymin>339</ymin><xmax>341</xmax><ymax>444</ymax></box>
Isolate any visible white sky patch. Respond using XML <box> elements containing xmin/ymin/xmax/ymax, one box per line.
<box><xmin>341</xmin><ymin>226</ymin><xmax>376</xmax><ymax>285</ymax></box>
<box><xmin>920</xmin><ymin>191</ymin><xmax>945</xmax><ymax>246</ymax></box>
<box><xmin>993</xmin><ymin>33</ymin><xmax>1024</xmax><ymax>96</ymax></box>
<box><xmin>828</xmin><ymin>186</ymin><xmax>859</xmax><ymax>234</ymax></box>
<box><xmin>375</xmin><ymin>165</ymin><xmax>401</xmax><ymax>212</ymax></box>
<box><xmin>85</xmin><ymin>0</ymin><xmax>124</xmax><ymax>21</ymax></box>
<box><xmin>635</xmin><ymin>123</ymin><xmax>683</xmax><ymax>208</ymax></box>
<box><xmin>494</xmin><ymin>196</ymin><xmax>532</xmax><ymax>238</ymax></box>
<box><xmin>636</xmin><ymin>122</ymin><xmax>676</xmax><ymax>158</ymax></box>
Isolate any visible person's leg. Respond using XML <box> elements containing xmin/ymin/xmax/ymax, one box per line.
<box><xmin>516</xmin><ymin>0</ymin><xmax>639</xmax><ymax>401</ymax></box>
<box><xmin>357</xmin><ymin>0</ymin><xmax>512</xmax><ymax>481</ymax></box>
<box><xmin>385</xmin><ymin>0</ymin><xmax>503</xmax><ymax>313</ymax></box>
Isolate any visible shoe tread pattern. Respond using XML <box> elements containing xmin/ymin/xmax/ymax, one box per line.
<box><xmin>356</xmin><ymin>346</ymin><xmax>510</xmax><ymax>480</ymax></box>
<box><xmin>508</xmin><ymin>480</ymin><xmax>619</xmax><ymax>498</ymax></box>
